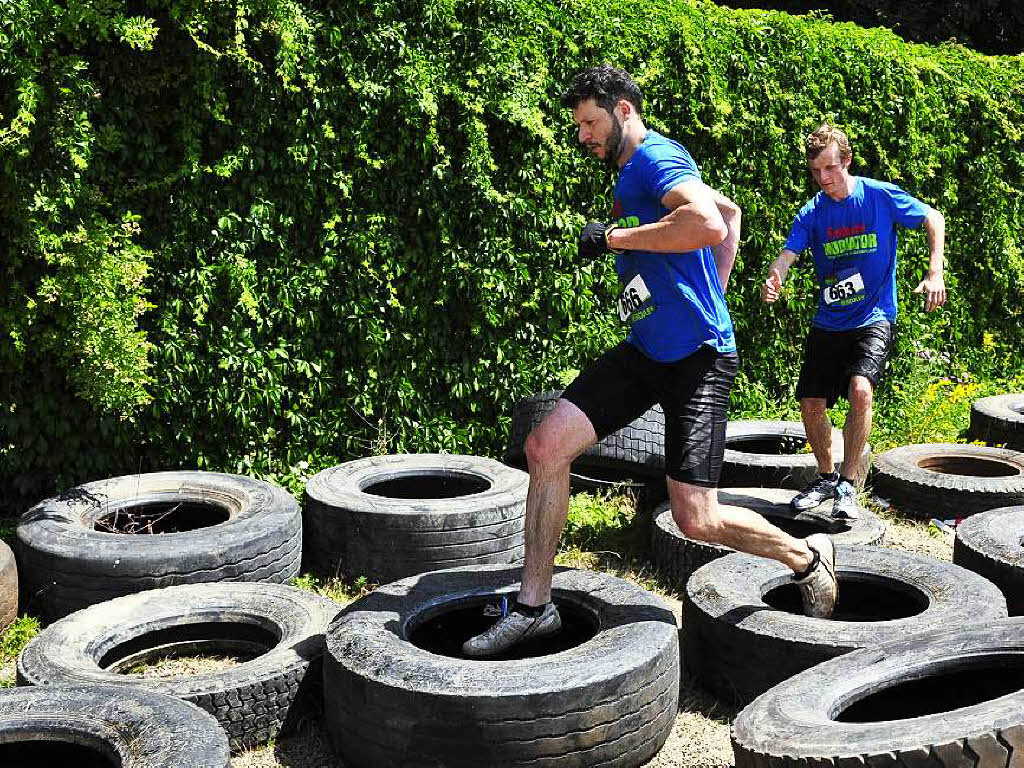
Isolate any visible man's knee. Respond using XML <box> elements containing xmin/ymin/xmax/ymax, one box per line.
<box><xmin>524</xmin><ymin>427</ymin><xmax>562</xmax><ymax>468</ymax></box>
<box><xmin>800</xmin><ymin>398</ymin><xmax>827</xmax><ymax>419</ymax></box>
<box><xmin>670</xmin><ymin>485</ymin><xmax>723</xmax><ymax>542</ymax></box>
<box><xmin>848</xmin><ymin>377</ymin><xmax>873</xmax><ymax>411</ymax></box>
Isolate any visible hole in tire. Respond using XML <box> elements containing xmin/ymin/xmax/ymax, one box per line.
<box><xmin>94</xmin><ymin>500</ymin><xmax>230</xmax><ymax>534</ymax></box>
<box><xmin>727</xmin><ymin>435</ymin><xmax>808</xmax><ymax>455</ymax></box>
<box><xmin>363</xmin><ymin>471</ymin><xmax>491</xmax><ymax>499</ymax></box>
<box><xmin>916</xmin><ymin>456</ymin><xmax>1020</xmax><ymax>477</ymax></box>
<box><xmin>835</xmin><ymin>654</ymin><xmax>1024</xmax><ymax>722</ymax></box>
<box><xmin>408</xmin><ymin>595</ymin><xmax>599</xmax><ymax>660</ymax></box>
<box><xmin>98</xmin><ymin>621</ymin><xmax>279</xmax><ymax>673</ymax></box>
<box><xmin>763</xmin><ymin>574</ymin><xmax>929</xmax><ymax>621</ymax></box>
<box><xmin>0</xmin><ymin>739</ymin><xmax>119</xmax><ymax>767</ymax></box>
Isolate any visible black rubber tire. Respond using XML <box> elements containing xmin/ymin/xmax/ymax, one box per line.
<box><xmin>15</xmin><ymin>470</ymin><xmax>302</xmax><ymax>621</ymax></box>
<box><xmin>732</xmin><ymin>617</ymin><xmax>1024</xmax><ymax>768</ymax></box>
<box><xmin>651</xmin><ymin>488</ymin><xmax>886</xmax><ymax>590</ymax></box>
<box><xmin>684</xmin><ymin>545</ymin><xmax>1007</xmax><ymax>704</ymax></box>
<box><xmin>17</xmin><ymin>582</ymin><xmax>339</xmax><ymax>751</ymax></box>
<box><xmin>323</xmin><ymin>564</ymin><xmax>679</xmax><ymax>767</ymax></box>
<box><xmin>872</xmin><ymin>443</ymin><xmax>1024</xmax><ymax>518</ymax></box>
<box><xmin>0</xmin><ymin>685</ymin><xmax>229</xmax><ymax>767</ymax></box>
<box><xmin>0</xmin><ymin>539</ymin><xmax>17</xmax><ymax>631</ymax></box>
<box><xmin>722</xmin><ymin>420</ymin><xmax>869</xmax><ymax>489</ymax></box>
<box><xmin>303</xmin><ymin>454</ymin><xmax>527</xmax><ymax>583</ymax></box>
<box><xmin>504</xmin><ymin>389</ymin><xmax>666</xmax><ymax>479</ymax></box>
<box><xmin>970</xmin><ymin>393</ymin><xmax>1024</xmax><ymax>450</ymax></box>
<box><xmin>954</xmin><ymin>505</ymin><xmax>1024</xmax><ymax>616</ymax></box>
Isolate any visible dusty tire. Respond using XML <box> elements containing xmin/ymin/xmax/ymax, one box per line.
<box><xmin>872</xmin><ymin>443</ymin><xmax>1024</xmax><ymax>518</ymax></box>
<box><xmin>15</xmin><ymin>471</ymin><xmax>302</xmax><ymax>621</ymax></box>
<box><xmin>505</xmin><ymin>390</ymin><xmax>665</xmax><ymax>479</ymax></box>
<box><xmin>0</xmin><ymin>539</ymin><xmax>17</xmax><ymax>631</ymax></box>
<box><xmin>323</xmin><ymin>564</ymin><xmax>679</xmax><ymax>767</ymax></box>
<box><xmin>17</xmin><ymin>582</ymin><xmax>338</xmax><ymax>751</ymax></box>
<box><xmin>722</xmin><ymin>420</ymin><xmax>870</xmax><ymax>489</ymax></box>
<box><xmin>303</xmin><ymin>454</ymin><xmax>527</xmax><ymax>583</ymax></box>
<box><xmin>651</xmin><ymin>488</ymin><xmax>885</xmax><ymax>589</ymax></box>
<box><xmin>732</xmin><ymin>618</ymin><xmax>1024</xmax><ymax>768</ymax></box>
<box><xmin>970</xmin><ymin>393</ymin><xmax>1024</xmax><ymax>449</ymax></box>
<box><xmin>0</xmin><ymin>685</ymin><xmax>229</xmax><ymax>767</ymax></box>
<box><xmin>954</xmin><ymin>505</ymin><xmax>1024</xmax><ymax>615</ymax></box>
<box><xmin>684</xmin><ymin>546</ymin><xmax>1007</xmax><ymax>704</ymax></box>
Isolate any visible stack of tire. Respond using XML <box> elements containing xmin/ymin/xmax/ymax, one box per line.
<box><xmin>9</xmin><ymin>470</ymin><xmax>336</xmax><ymax>758</ymax></box>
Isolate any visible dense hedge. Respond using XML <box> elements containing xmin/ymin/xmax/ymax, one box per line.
<box><xmin>718</xmin><ymin>0</ymin><xmax>1024</xmax><ymax>55</ymax></box>
<box><xmin>2</xmin><ymin>0</ymin><xmax>1023</xmax><ymax>512</ymax></box>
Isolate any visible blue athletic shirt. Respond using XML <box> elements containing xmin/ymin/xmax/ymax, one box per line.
<box><xmin>611</xmin><ymin>130</ymin><xmax>735</xmax><ymax>362</ymax></box>
<box><xmin>784</xmin><ymin>177</ymin><xmax>929</xmax><ymax>331</ymax></box>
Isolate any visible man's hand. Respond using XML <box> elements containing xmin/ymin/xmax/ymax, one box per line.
<box><xmin>577</xmin><ymin>221</ymin><xmax>618</xmax><ymax>261</ymax></box>
<box><xmin>913</xmin><ymin>270</ymin><xmax>947</xmax><ymax>312</ymax></box>
<box><xmin>762</xmin><ymin>268</ymin><xmax>784</xmax><ymax>303</ymax></box>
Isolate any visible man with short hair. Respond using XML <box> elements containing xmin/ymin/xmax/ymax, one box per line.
<box><xmin>463</xmin><ymin>65</ymin><xmax>838</xmax><ymax>657</ymax></box>
<box><xmin>762</xmin><ymin>123</ymin><xmax>946</xmax><ymax>519</ymax></box>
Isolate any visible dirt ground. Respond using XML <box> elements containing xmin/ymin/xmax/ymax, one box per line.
<box><xmin>0</xmin><ymin>499</ymin><xmax>954</xmax><ymax>768</ymax></box>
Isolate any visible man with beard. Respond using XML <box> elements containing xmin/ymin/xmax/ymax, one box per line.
<box><xmin>463</xmin><ymin>65</ymin><xmax>838</xmax><ymax>657</ymax></box>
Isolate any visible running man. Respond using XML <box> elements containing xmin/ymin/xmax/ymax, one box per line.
<box><xmin>762</xmin><ymin>123</ymin><xmax>946</xmax><ymax>518</ymax></box>
<box><xmin>463</xmin><ymin>66</ymin><xmax>838</xmax><ymax>657</ymax></box>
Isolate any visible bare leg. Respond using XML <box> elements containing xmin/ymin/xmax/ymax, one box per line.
<box><xmin>668</xmin><ymin>479</ymin><xmax>813</xmax><ymax>572</ymax></box>
<box><xmin>517</xmin><ymin>399</ymin><xmax>597</xmax><ymax>606</ymax></box>
<box><xmin>841</xmin><ymin>376</ymin><xmax>873</xmax><ymax>484</ymax></box>
<box><xmin>800</xmin><ymin>397</ymin><xmax>834</xmax><ymax>475</ymax></box>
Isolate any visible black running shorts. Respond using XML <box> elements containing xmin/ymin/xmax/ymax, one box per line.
<box><xmin>562</xmin><ymin>342</ymin><xmax>739</xmax><ymax>487</ymax></box>
<box><xmin>795</xmin><ymin>320</ymin><xmax>894</xmax><ymax>408</ymax></box>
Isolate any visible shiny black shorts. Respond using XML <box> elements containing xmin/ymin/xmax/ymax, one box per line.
<box><xmin>562</xmin><ymin>342</ymin><xmax>739</xmax><ymax>487</ymax></box>
<box><xmin>796</xmin><ymin>320</ymin><xmax>894</xmax><ymax>408</ymax></box>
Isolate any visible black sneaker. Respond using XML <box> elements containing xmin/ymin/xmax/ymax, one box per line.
<box><xmin>462</xmin><ymin>603</ymin><xmax>562</xmax><ymax>657</ymax></box>
<box><xmin>791</xmin><ymin>474</ymin><xmax>838</xmax><ymax>512</ymax></box>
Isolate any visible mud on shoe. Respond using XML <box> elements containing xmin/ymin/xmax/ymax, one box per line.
<box><xmin>791</xmin><ymin>473</ymin><xmax>839</xmax><ymax>512</ymax></box>
<box><xmin>462</xmin><ymin>602</ymin><xmax>562</xmax><ymax>658</ymax></box>
<box><xmin>793</xmin><ymin>533</ymin><xmax>837</xmax><ymax>619</ymax></box>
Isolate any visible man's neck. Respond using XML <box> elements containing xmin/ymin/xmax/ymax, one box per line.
<box><xmin>617</xmin><ymin>120</ymin><xmax>648</xmax><ymax>169</ymax></box>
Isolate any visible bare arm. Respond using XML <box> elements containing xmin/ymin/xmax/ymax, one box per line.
<box><xmin>605</xmin><ymin>180</ymin><xmax>727</xmax><ymax>254</ymax></box>
<box><xmin>761</xmin><ymin>249</ymin><xmax>800</xmax><ymax>303</ymax></box>
<box><xmin>712</xmin><ymin>190</ymin><xmax>741</xmax><ymax>291</ymax></box>
<box><xmin>913</xmin><ymin>207</ymin><xmax>947</xmax><ymax>312</ymax></box>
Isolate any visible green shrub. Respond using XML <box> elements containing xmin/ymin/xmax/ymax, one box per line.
<box><xmin>2</xmin><ymin>0</ymin><xmax>1022</xmax><ymax>512</ymax></box>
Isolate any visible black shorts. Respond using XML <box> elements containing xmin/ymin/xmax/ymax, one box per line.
<box><xmin>795</xmin><ymin>321</ymin><xmax>894</xmax><ymax>408</ymax></box>
<box><xmin>562</xmin><ymin>342</ymin><xmax>739</xmax><ymax>487</ymax></box>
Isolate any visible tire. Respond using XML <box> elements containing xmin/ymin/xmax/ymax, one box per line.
<box><xmin>872</xmin><ymin>443</ymin><xmax>1024</xmax><ymax>518</ymax></box>
<box><xmin>954</xmin><ymin>505</ymin><xmax>1024</xmax><ymax>616</ymax></box>
<box><xmin>970</xmin><ymin>393</ymin><xmax>1024</xmax><ymax>449</ymax></box>
<box><xmin>0</xmin><ymin>685</ymin><xmax>229</xmax><ymax>767</ymax></box>
<box><xmin>732</xmin><ymin>617</ymin><xmax>1024</xmax><ymax>768</ymax></box>
<box><xmin>684</xmin><ymin>545</ymin><xmax>1007</xmax><ymax>704</ymax></box>
<box><xmin>17</xmin><ymin>582</ymin><xmax>339</xmax><ymax>751</ymax></box>
<box><xmin>16</xmin><ymin>470</ymin><xmax>302</xmax><ymax>621</ymax></box>
<box><xmin>0</xmin><ymin>539</ymin><xmax>17</xmax><ymax>631</ymax></box>
<box><xmin>323</xmin><ymin>564</ymin><xmax>679</xmax><ymax>767</ymax></box>
<box><xmin>504</xmin><ymin>390</ymin><xmax>665</xmax><ymax>479</ymax></box>
<box><xmin>303</xmin><ymin>454</ymin><xmax>528</xmax><ymax>583</ymax></box>
<box><xmin>651</xmin><ymin>488</ymin><xmax>885</xmax><ymax>589</ymax></box>
<box><xmin>722</xmin><ymin>420</ymin><xmax>870</xmax><ymax>489</ymax></box>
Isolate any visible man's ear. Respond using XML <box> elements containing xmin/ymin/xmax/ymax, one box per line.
<box><xmin>616</xmin><ymin>98</ymin><xmax>634</xmax><ymax>120</ymax></box>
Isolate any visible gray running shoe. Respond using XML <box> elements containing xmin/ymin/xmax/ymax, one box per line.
<box><xmin>791</xmin><ymin>474</ymin><xmax>838</xmax><ymax>512</ymax></box>
<box><xmin>462</xmin><ymin>603</ymin><xmax>562</xmax><ymax>657</ymax></box>
<box><xmin>832</xmin><ymin>479</ymin><xmax>860</xmax><ymax>519</ymax></box>
<box><xmin>794</xmin><ymin>533</ymin><xmax>837</xmax><ymax>619</ymax></box>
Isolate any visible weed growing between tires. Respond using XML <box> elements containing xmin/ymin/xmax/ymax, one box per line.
<box><xmin>0</xmin><ymin>616</ymin><xmax>40</xmax><ymax>688</ymax></box>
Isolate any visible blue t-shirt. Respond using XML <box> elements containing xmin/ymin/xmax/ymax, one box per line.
<box><xmin>785</xmin><ymin>177</ymin><xmax>929</xmax><ymax>331</ymax></box>
<box><xmin>611</xmin><ymin>131</ymin><xmax>735</xmax><ymax>362</ymax></box>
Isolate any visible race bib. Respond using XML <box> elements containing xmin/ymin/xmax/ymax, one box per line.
<box><xmin>823</xmin><ymin>272</ymin><xmax>865</xmax><ymax>305</ymax></box>
<box><xmin>618</xmin><ymin>274</ymin><xmax>652</xmax><ymax>322</ymax></box>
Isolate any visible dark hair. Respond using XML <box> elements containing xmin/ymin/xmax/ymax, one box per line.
<box><xmin>560</xmin><ymin>65</ymin><xmax>643</xmax><ymax>115</ymax></box>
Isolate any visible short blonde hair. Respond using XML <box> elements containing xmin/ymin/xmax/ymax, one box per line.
<box><xmin>806</xmin><ymin>123</ymin><xmax>852</xmax><ymax>163</ymax></box>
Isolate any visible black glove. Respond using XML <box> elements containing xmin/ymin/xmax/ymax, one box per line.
<box><xmin>577</xmin><ymin>221</ymin><xmax>621</xmax><ymax>261</ymax></box>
